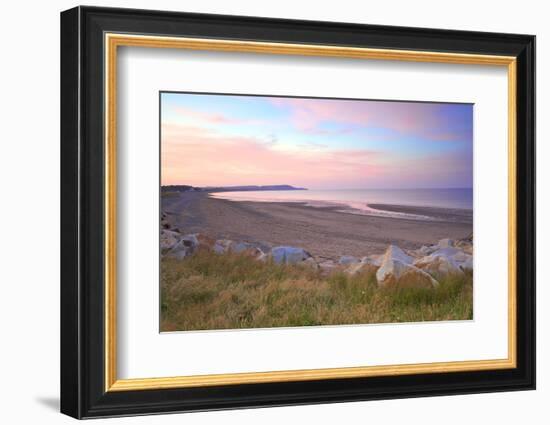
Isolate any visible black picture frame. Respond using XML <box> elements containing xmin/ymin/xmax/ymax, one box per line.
<box><xmin>60</xmin><ymin>5</ymin><xmax>535</xmax><ymax>419</ymax></box>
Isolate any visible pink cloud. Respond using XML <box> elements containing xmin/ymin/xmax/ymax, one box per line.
<box><xmin>174</xmin><ymin>106</ymin><xmax>242</xmax><ymax>124</ymax></box>
<box><xmin>161</xmin><ymin>123</ymin><xmax>388</xmax><ymax>188</ymax></box>
<box><xmin>173</xmin><ymin>106</ymin><xmax>268</xmax><ymax>127</ymax></box>
<box><xmin>270</xmin><ymin>98</ymin><xmax>466</xmax><ymax>141</ymax></box>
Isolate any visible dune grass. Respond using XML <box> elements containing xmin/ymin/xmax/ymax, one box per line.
<box><xmin>160</xmin><ymin>251</ymin><xmax>473</xmax><ymax>332</ymax></box>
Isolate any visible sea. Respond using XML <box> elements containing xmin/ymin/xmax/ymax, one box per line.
<box><xmin>210</xmin><ymin>188</ymin><xmax>473</xmax><ymax>221</ymax></box>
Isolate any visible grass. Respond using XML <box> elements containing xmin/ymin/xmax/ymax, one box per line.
<box><xmin>160</xmin><ymin>251</ymin><xmax>473</xmax><ymax>332</ymax></box>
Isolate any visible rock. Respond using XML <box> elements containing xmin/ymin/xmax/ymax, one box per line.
<box><xmin>452</xmin><ymin>251</ymin><xmax>473</xmax><ymax>271</ymax></box>
<box><xmin>256</xmin><ymin>252</ymin><xmax>269</xmax><ymax>262</ymax></box>
<box><xmin>181</xmin><ymin>233</ymin><xmax>200</xmax><ymax>248</ymax></box>
<box><xmin>346</xmin><ymin>261</ymin><xmax>378</xmax><ymax>276</ymax></box>
<box><xmin>255</xmin><ymin>241</ymin><xmax>273</xmax><ymax>254</ymax></box>
<box><xmin>452</xmin><ymin>250</ymin><xmax>471</xmax><ymax>263</ymax></box>
<box><xmin>160</xmin><ymin>229</ymin><xmax>181</xmax><ymax>252</ymax></box>
<box><xmin>414</xmin><ymin>254</ymin><xmax>463</xmax><ymax>276</ymax></box>
<box><xmin>271</xmin><ymin>246</ymin><xmax>312</xmax><ymax>265</ymax></box>
<box><xmin>318</xmin><ymin>260</ymin><xmax>337</xmax><ymax>274</ymax></box>
<box><xmin>382</xmin><ymin>245</ymin><xmax>413</xmax><ymax>265</ymax></box>
<box><xmin>437</xmin><ymin>238</ymin><xmax>454</xmax><ymax>249</ymax></box>
<box><xmin>413</xmin><ymin>244</ymin><xmax>470</xmax><ymax>275</ymax></box>
<box><xmin>160</xmin><ymin>212</ymin><xmax>171</xmax><ymax>231</ymax></box>
<box><xmin>167</xmin><ymin>233</ymin><xmax>200</xmax><ymax>259</ymax></box>
<box><xmin>455</xmin><ymin>239</ymin><xmax>473</xmax><ymax>254</ymax></box>
<box><xmin>346</xmin><ymin>256</ymin><xmax>380</xmax><ymax>275</ymax></box>
<box><xmin>229</xmin><ymin>241</ymin><xmax>256</xmax><ymax>254</ymax></box>
<box><xmin>214</xmin><ymin>240</ymin><xmax>264</xmax><ymax>258</ymax></box>
<box><xmin>196</xmin><ymin>234</ymin><xmax>216</xmax><ymax>250</ymax></box>
<box><xmin>431</xmin><ymin>247</ymin><xmax>460</xmax><ymax>257</ymax></box>
<box><xmin>460</xmin><ymin>256</ymin><xmax>473</xmax><ymax>271</ymax></box>
<box><xmin>412</xmin><ymin>240</ymin><xmax>475</xmax><ymax>276</ymax></box>
<box><xmin>213</xmin><ymin>239</ymin><xmax>233</xmax><ymax>254</ymax></box>
<box><xmin>339</xmin><ymin>255</ymin><xmax>359</xmax><ymax>265</ymax></box>
<box><xmin>376</xmin><ymin>245</ymin><xmax>438</xmax><ymax>288</ymax></box>
<box><xmin>228</xmin><ymin>241</ymin><xmax>264</xmax><ymax>258</ymax></box>
<box><xmin>299</xmin><ymin>257</ymin><xmax>319</xmax><ymax>270</ymax></box>
<box><xmin>377</xmin><ymin>259</ymin><xmax>439</xmax><ymax>289</ymax></box>
<box><xmin>417</xmin><ymin>245</ymin><xmax>437</xmax><ymax>256</ymax></box>
<box><xmin>243</xmin><ymin>247</ymin><xmax>265</xmax><ymax>258</ymax></box>
<box><xmin>364</xmin><ymin>254</ymin><xmax>383</xmax><ymax>267</ymax></box>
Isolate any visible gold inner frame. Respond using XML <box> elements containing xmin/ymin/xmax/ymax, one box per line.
<box><xmin>104</xmin><ymin>33</ymin><xmax>517</xmax><ymax>392</ymax></box>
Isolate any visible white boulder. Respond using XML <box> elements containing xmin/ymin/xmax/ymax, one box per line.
<box><xmin>460</xmin><ymin>256</ymin><xmax>473</xmax><ymax>271</ymax></box>
<box><xmin>299</xmin><ymin>257</ymin><xmax>319</xmax><ymax>270</ymax></box>
<box><xmin>437</xmin><ymin>238</ymin><xmax>454</xmax><ymax>249</ymax></box>
<box><xmin>413</xmin><ymin>246</ymin><xmax>469</xmax><ymax>276</ymax></box>
<box><xmin>346</xmin><ymin>255</ymin><xmax>381</xmax><ymax>275</ymax></box>
<box><xmin>432</xmin><ymin>246</ymin><xmax>460</xmax><ymax>257</ymax></box>
<box><xmin>271</xmin><ymin>246</ymin><xmax>312</xmax><ymax>265</ymax></box>
<box><xmin>455</xmin><ymin>239</ymin><xmax>473</xmax><ymax>254</ymax></box>
<box><xmin>213</xmin><ymin>239</ymin><xmax>233</xmax><ymax>254</ymax></box>
<box><xmin>318</xmin><ymin>260</ymin><xmax>337</xmax><ymax>274</ymax></box>
<box><xmin>256</xmin><ymin>251</ymin><xmax>269</xmax><ymax>262</ymax></box>
<box><xmin>346</xmin><ymin>260</ymin><xmax>379</xmax><ymax>276</ymax></box>
<box><xmin>230</xmin><ymin>241</ymin><xmax>256</xmax><ymax>253</ymax></box>
<box><xmin>231</xmin><ymin>242</ymin><xmax>264</xmax><ymax>258</ymax></box>
<box><xmin>167</xmin><ymin>233</ymin><xmax>200</xmax><ymax>259</ymax></box>
<box><xmin>452</xmin><ymin>251</ymin><xmax>473</xmax><ymax>271</ymax></box>
<box><xmin>417</xmin><ymin>245</ymin><xmax>437</xmax><ymax>256</ymax></box>
<box><xmin>382</xmin><ymin>245</ymin><xmax>413</xmax><ymax>265</ymax></box>
<box><xmin>414</xmin><ymin>255</ymin><xmax>462</xmax><ymax>276</ymax></box>
<box><xmin>160</xmin><ymin>229</ymin><xmax>181</xmax><ymax>252</ymax></box>
<box><xmin>181</xmin><ymin>233</ymin><xmax>199</xmax><ymax>247</ymax></box>
<box><xmin>376</xmin><ymin>245</ymin><xmax>438</xmax><ymax>288</ymax></box>
<box><xmin>364</xmin><ymin>254</ymin><xmax>383</xmax><ymax>267</ymax></box>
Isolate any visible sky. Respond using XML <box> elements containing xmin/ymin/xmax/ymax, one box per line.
<box><xmin>161</xmin><ymin>92</ymin><xmax>473</xmax><ymax>190</ymax></box>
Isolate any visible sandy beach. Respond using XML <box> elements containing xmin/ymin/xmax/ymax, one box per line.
<box><xmin>161</xmin><ymin>191</ymin><xmax>472</xmax><ymax>261</ymax></box>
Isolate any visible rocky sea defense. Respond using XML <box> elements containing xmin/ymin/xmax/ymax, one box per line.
<box><xmin>160</xmin><ymin>224</ymin><xmax>473</xmax><ymax>289</ymax></box>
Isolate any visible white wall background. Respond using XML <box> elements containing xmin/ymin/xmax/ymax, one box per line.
<box><xmin>0</xmin><ymin>0</ymin><xmax>545</xmax><ymax>423</ymax></box>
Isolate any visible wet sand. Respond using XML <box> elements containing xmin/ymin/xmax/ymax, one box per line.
<box><xmin>162</xmin><ymin>192</ymin><xmax>473</xmax><ymax>261</ymax></box>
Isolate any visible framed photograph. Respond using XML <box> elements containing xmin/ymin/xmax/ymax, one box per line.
<box><xmin>60</xmin><ymin>6</ymin><xmax>535</xmax><ymax>419</ymax></box>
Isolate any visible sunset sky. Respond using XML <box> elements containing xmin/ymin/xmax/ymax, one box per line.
<box><xmin>161</xmin><ymin>92</ymin><xmax>473</xmax><ymax>189</ymax></box>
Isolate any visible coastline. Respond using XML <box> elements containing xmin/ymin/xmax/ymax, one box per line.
<box><xmin>162</xmin><ymin>192</ymin><xmax>473</xmax><ymax>260</ymax></box>
<box><xmin>367</xmin><ymin>203</ymin><xmax>472</xmax><ymax>224</ymax></box>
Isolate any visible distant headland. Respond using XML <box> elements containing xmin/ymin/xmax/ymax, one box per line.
<box><xmin>161</xmin><ymin>184</ymin><xmax>307</xmax><ymax>193</ymax></box>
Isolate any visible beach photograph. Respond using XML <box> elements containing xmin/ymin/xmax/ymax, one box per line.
<box><xmin>159</xmin><ymin>92</ymin><xmax>474</xmax><ymax>332</ymax></box>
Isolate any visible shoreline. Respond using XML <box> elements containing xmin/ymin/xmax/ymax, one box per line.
<box><xmin>162</xmin><ymin>192</ymin><xmax>473</xmax><ymax>260</ymax></box>
<box><xmin>208</xmin><ymin>192</ymin><xmax>472</xmax><ymax>223</ymax></box>
<box><xmin>367</xmin><ymin>203</ymin><xmax>472</xmax><ymax>223</ymax></box>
